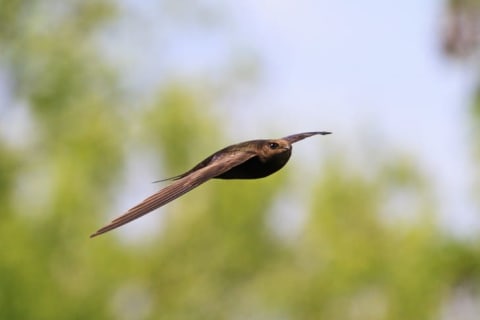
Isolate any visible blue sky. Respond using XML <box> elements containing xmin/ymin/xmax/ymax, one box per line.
<box><xmin>2</xmin><ymin>0</ymin><xmax>477</xmax><ymax>238</ymax></box>
<box><xmin>222</xmin><ymin>1</ymin><xmax>479</xmax><ymax>237</ymax></box>
<box><xmin>108</xmin><ymin>0</ymin><xmax>478</xmax><ymax>237</ymax></box>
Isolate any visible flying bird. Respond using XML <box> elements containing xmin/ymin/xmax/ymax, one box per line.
<box><xmin>90</xmin><ymin>131</ymin><xmax>331</xmax><ymax>237</ymax></box>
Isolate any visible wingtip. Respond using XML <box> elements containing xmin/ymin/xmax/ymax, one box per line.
<box><xmin>90</xmin><ymin>228</ymin><xmax>107</xmax><ymax>238</ymax></box>
<box><xmin>283</xmin><ymin>131</ymin><xmax>332</xmax><ymax>143</ymax></box>
<box><xmin>90</xmin><ymin>231</ymin><xmax>100</xmax><ymax>238</ymax></box>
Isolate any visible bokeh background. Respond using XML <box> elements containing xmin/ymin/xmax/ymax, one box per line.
<box><xmin>1</xmin><ymin>0</ymin><xmax>480</xmax><ymax>319</ymax></box>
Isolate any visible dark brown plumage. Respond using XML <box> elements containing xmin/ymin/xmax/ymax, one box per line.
<box><xmin>90</xmin><ymin>131</ymin><xmax>331</xmax><ymax>237</ymax></box>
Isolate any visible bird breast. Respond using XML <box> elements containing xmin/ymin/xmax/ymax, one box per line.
<box><xmin>216</xmin><ymin>151</ymin><xmax>291</xmax><ymax>180</ymax></box>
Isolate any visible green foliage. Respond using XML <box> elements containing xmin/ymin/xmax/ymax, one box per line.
<box><xmin>0</xmin><ymin>1</ymin><xmax>479</xmax><ymax>319</ymax></box>
<box><xmin>143</xmin><ymin>84</ymin><xmax>219</xmax><ymax>173</ymax></box>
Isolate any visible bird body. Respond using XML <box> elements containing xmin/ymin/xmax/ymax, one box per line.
<box><xmin>209</xmin><ymin>140</ymin><xmax>292</xmax><ymax>179</ymax></box>
<box><xmin>91</xmin><ymin>131</ymin><xmax>330</xmax><ymax>237</ymax></box>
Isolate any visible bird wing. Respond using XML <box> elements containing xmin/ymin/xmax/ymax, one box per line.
<box><xmin>90</xmin><ymin>150</ymin><xmax>257</xmax><ymax>237</ymax></box>
<box><xmin>152</xmin><ymin>152</ymin><xmax>219</xmax><ymax>183</ymax></box>
<box><xmin>282</xmin><ymin>131</ymin><xmax>331</xmax><ymax>144</ymax></box>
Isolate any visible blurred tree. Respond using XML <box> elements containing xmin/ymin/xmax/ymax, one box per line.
<box><xmin>440</xmin><ymin>2</ymin><xmax>480</xmax><ymax>318</ymax></box>
<box><xmin>0</xmin><ymin>0</ymin><xmax>127</xmax><ymax>318</ymax></box>
<box><xmin>442</xmin><ymin>0</ymin><xmax>480</xmax><ymax>58</ymax></box>
<box><xmin>442</xmin><ymin>0</ymin><xmax>480</xmax><ymax>188</ymax></box>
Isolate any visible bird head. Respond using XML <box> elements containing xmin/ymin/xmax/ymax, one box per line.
<box><xmin>260</xmin><ymin>139</ymin><xmax>292</xmax><ymax>158</ymax></box>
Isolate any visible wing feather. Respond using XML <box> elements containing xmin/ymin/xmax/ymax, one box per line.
<box><xmin>282</xmin><ymin>131</ymin><xmax>331</xmax><ymax>143</ymax></box>
<box><xmin>90</xmin><ymin>151</ymin><xmax>256</xmax><ymax>237</ymax></box>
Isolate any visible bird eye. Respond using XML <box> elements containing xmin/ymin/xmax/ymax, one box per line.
<box><xmin>269</xmin><ymin>142</ymin><xmax>279</xmax><ymax>149</ymax></box>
